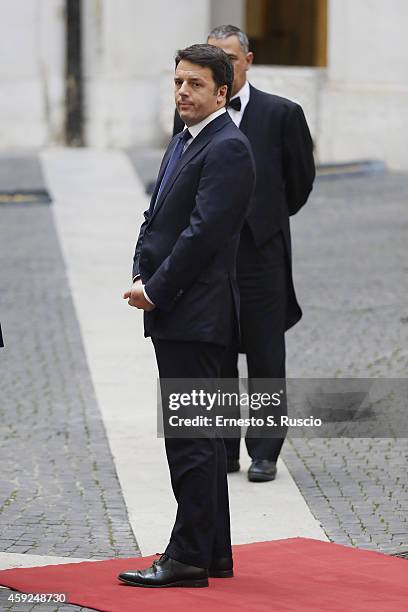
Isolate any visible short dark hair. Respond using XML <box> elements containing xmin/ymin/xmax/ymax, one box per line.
<box><xmin>175</xmin><ymin>43</ymin><xmax>234</xmax><ymax>103</ymax></box>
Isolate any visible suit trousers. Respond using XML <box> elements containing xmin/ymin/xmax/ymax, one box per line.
<box><xmin>221</xmin><ymin>225</ymin><xmax>288</xmax><ymax>462</ymax></box>
<box><xmin>152</xmin><ymin>338</ymin><xmax>232</xmax><ymax>568</ymax></box>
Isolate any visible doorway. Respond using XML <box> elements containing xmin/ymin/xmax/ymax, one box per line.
<box><xmin>246</xmin><ymin>0</ymin><xmax>327</xmax><ymax>67</ymax></box>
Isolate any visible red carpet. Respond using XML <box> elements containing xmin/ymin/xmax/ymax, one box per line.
<box><xmin>0</xmin><ymin>538</ymin><xmax>407</xmax><ymax>611</ymax></box>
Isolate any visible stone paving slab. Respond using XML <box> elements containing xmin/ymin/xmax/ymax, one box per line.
<box><xmin>0</xmin><ymin>151</ymin><xmax>46</xmax><ymax>192</ymax></box>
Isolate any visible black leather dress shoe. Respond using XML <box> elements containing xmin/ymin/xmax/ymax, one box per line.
<box><xmin>248</xmin><ymin>459</ymin><xmax>277</xmax><ymax>482</ymax></box>
<box><xmin>118</xmin><ymin>554</ymin><xmax>208</xmax><ymax>588</ymax></box>
<box><xmin>227</xmin><ymin>458</ymin><xmax>240</xmax><ymax>473</ymax></box>
<box><xmin>209</xmin><ymin>556</ymin><xmax>233</xmax><ymax>578</ymax></box>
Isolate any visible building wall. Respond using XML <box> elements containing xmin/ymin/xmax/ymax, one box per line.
<box><xmin>0</xmin><ymin>0</ymin><xmax>407</xmax><ymax>170</ymax></box>
<box><xmin>209</xmin><ymin>0</ymin><xmax>245</xmax><ymax>30</ymax></box>
<box><xmin>82</xmin><ymin>0</ymin><xmax>211</xmax><ymax>147</ymax></box>
<box><xmin>319</xmin><ymin>0</ymin><xmax>408</xmax><ymax>169</ymax></box>
<box><xmin>0</xmin><ymin>0</ymin><xmax>65</xmax><ymax>148</ymax></box>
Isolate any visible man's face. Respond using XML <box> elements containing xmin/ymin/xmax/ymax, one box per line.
<box><xmin>175</xmin><ymin>60</ymin><xmax>227</xmax><ymax>127</ymax></box>
<box><xmin>207</xmin><ymin>36</ymin><xmax>253</xmax><ymax>96</ymax></box>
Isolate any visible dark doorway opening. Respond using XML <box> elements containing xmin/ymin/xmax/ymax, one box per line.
<box><xmin>246</xmin><ymin>0</ymin><xmax>327</xmax><ymax>67</ymax></box>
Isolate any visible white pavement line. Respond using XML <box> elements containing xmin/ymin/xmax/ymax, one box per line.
<box><xmin>229</xmin><ymin>456</ymin><xmax>327</xmax><ymax>543</ymax></box>
<box><xmin>41</xmin><ymin>148</ymin><xmax>172</xmax><ymax>558</ymax></box>
<box><xmin>41</xmin><ymin>147</ymin><xmax>327</xmax><ymax>559</ymax></box>
<box><xmin>0</xmin><ymin>553</ymin><xmax>92</xmax><ymax>571</ymax></box>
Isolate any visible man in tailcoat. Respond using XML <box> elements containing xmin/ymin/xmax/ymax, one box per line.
<box><xmin>174</xmin><ymin>26</ymin><xmax>315</xmax><ymax>482</ymax></box>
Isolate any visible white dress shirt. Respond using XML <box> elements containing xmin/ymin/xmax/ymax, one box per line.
<box><xmin>227</xmin><ymin>80</ymin><xmax>250</xmax><ymax>127</ymax></box>
<box><xmin>182</xmin><ymin>106</ymin><xmax>226</xmax><ymax>151</ymax></box>
<box><xmin>141</xmin><ymin>106</ymin><xmax>227</xmax><ymax>305</ymax></box>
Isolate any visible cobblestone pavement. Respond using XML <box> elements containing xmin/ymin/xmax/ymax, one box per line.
<box><xmin>129</xmin><ymin>150</ymin><xmax>408</xmax><ymax>558</ymax></box>
<box><xmin>129</xmin><ymin>150</ymin><xmax>408</xmax><ymax>557</ymax></box>
<box><xmin>1</xmin><ymin>157</ymin><xmax>407</xmax><ymax>609</ymax></box>
<box><xmin>0</xmin><ymin>589</ymin><xmax>91</xmax><ymax>612</ymax></box>
<box><xmin>283</xmin><ymin>172</ymin><xmax>408</xmax><ymax>556</ymax></box>
<box><xmin>0</xmin><ymin>190</ymin><xmax>140</xmax><ymax>610</ymax></box>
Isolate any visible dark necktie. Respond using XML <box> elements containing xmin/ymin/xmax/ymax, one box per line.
<box><xmin>155</xmin><ymin>129</ymin><xmax>192</xmax><ymax>205</ymax></box>
<box><xmin>228</xmin><ymin>97</ymin><xmax>241</xmax><ymax>111</ymax></box>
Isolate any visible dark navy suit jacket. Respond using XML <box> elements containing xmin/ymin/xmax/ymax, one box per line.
<box><xmin>132</xmin><ymin>112</ymin><xmax>256</xmax><ymax>346</ymax></box>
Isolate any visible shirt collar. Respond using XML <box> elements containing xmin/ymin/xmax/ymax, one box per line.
<box><xmin>186</xmin><ymin>107</ymin><xmax>226</xmax><ymax>140</ymax></box>
<box><xmin>230</xmin><ymin>80</ymin><xmax>250</xmax><ymax>108</ymax></box>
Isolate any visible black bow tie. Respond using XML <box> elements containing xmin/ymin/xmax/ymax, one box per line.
<box><xmin>228</xmin><ymin>97</ymin><xmax>241</xmax><ymax>111</ymax></box>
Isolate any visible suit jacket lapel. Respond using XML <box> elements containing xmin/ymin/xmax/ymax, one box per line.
<box><xmin>239</xmin><ymin>84</ymin><xmax>261</xmax><ymax>138</ymax></box>
<box><xmin>149</xmin><ymin>112</ymin><xmax>231</xmax><ymax>223</ymax></box>
<box><xmin>148</xmin><ymin>135</ymin><xmax>179</xmax><ymax>212</ymax></box>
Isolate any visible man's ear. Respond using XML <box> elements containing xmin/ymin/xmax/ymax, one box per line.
<box><xmin>246</xmin><ymin>51</ymin><xmax>254</xmax><ymax>70</ymax></box>
<box><xmin>217</xmin><ymin>84</ymin><xmax>228</xmax><ymax>103</ymax></box>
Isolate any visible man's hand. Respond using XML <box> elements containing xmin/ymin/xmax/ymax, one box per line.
<box><xmin>123</xmin><ymin>279</ymin><xmax>155</xmax><ymax>311</ymax></box>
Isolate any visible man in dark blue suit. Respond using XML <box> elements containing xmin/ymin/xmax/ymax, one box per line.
<box><xmin>119</xmin><ymin>45</ymin><xmax>255</xmax><ymax>588</ymax></box>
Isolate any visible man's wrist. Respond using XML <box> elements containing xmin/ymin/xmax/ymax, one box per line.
<box><xmin>131</xmin><ymin>274</ymin><xmax>155</xmax><ymax>306</ymax></box>
<box><xmin>142</xmin><ymin>285</ymin><xmax>155</xmax><ymax>306</ymax></box>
